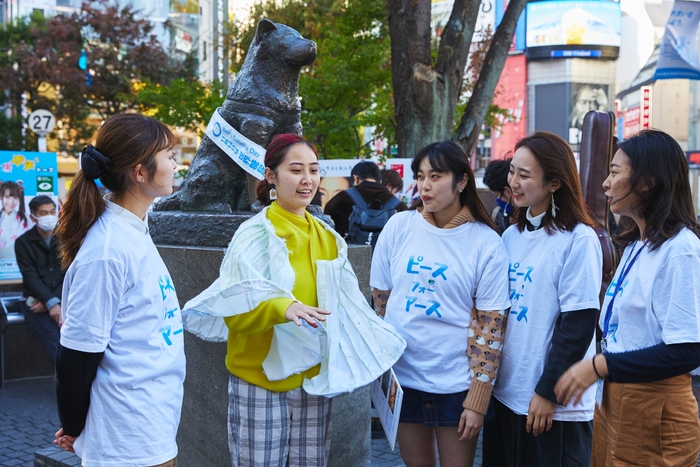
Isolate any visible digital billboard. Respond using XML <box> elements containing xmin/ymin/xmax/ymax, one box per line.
<box><xmin>526</xmin><ymin>1</ymin><xmax>621</xmax><ymax>60</ymax></box>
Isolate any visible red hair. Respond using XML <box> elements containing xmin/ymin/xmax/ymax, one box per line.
<box><xmin>255</xmin><ymin>134</ymin><xmax>318</xmax><ymax>205</ymax></box>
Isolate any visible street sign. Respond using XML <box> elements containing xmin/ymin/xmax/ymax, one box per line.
<box><xmin>27</xmin><ymin>109</ymin><xmax>56</xmax><ymax>136</ymax></box>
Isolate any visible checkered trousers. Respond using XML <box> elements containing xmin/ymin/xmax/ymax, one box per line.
<box><xmin>227</xmin><ymin>374</ymin><xmax>333</xmax><ymax>467</ymax></box>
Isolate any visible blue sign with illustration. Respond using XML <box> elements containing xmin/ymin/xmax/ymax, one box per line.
<box><xmin>0</xmin><ymin>151</ymin><xmax>59</xmax><ymax>281</ymax></box>
<box><xmin>655</xmin><ymin>1</ymin><xmax>700</xmax><ymax>80</ymax></box>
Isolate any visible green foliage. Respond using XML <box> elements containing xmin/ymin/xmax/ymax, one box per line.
<box><xmin>233</xmin><ymin>0</ymin><xmax>394</xmax><ymax>159</ymax></box>
<box><xmin>137</xmin><ymin>79</ymin><xmax>226</xmax><ymax>134</ymax></box>
<box><xmin>0</xmin><ymin>1</ymin><xmax>195</xmax><ymax>152</ymax></box>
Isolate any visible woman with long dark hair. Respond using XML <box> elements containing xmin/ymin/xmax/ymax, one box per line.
<box><xmin>370</xmin><ymin>141</ymin><xmax>510</xmax><ymax>467</ymax></box>
<box><xmin>556</xmin><ymin>129</ymin><xmax>700</xmax><ymax>466</ymax></box>
<box><xmin>53</xmin><ymin>113</ymin><xmax>185</xmax><ymax>467</ymax></box>
<box><xmin>183</xmin><ymin>134</ymin><xmax>405</xmax><ymax>467</ymax></box>
<box><xmin>491</xmin><ymin>132</ymin><xmax>602</xmax><ymax>466</ymax></box>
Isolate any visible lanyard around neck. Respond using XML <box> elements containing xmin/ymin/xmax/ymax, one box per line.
<box><xmin>602</xmin><ymin>239</ymin><xmax>645</xmax><ymax>341</ymax></box>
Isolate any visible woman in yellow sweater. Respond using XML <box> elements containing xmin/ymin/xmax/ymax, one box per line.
<box><xmin>183</xmin><ymin>133</ymin><xmax>405</xmax><ymax>467</ymax></box>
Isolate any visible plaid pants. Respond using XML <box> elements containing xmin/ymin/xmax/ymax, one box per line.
<box><xmin>227</xmin><ymin>374</ymin><xmax>333</xmax><ymax>467</ymax></box>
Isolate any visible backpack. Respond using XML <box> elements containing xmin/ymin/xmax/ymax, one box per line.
<box><xmin>344</xmin><ymin>187</ymin><xmax>402</xmax><ymax>248</ymax></box>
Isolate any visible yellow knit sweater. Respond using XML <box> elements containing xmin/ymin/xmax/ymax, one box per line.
<box><xmin>224</xmin><ymin>202</ymin><xmax>338</xmax><ymax>391</ymax></box>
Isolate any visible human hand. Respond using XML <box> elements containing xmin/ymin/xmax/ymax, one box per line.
<box><xmin>284</xmin><ymin>302</ymin><xmax>330</xmax><ymax>327</ymax></box>
<box><xmin>54</xmin><ymin>428</ymin><xmax>76</xmax><ymax>452</ymax></box>
<box><xmin>457</xmin><ymin>408</ymin><xmax>484</xmax><ymax>441</ymax></box>
<box><xmin>30</xmin><ymin>300</ymin><xmax>47</xmax><ymax>314</ymax></box>
<box><xmin>555</xmin><ymin>356</ymin><xmax>604</xmax><ymax>407</ymax></box>
<box><xmin>48</xmin><ymin>304</ymin><xmax>61</xmax><ymax>323</ymax></box>
<box><xmin>526</xmin><ymin>393</ymin><xmax>554</xmax><ymax>437</ymax></box>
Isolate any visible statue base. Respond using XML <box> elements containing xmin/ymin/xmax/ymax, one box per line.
<box><xmin>150</xmin><ymin>211</ymin><xmax>372</xmax><ymax>467</ymax></box>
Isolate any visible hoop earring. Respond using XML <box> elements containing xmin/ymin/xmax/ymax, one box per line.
<box><xmin>269</xmin><ymin>183</ymin><xmax>278</xmax><ymax>201</ymax></box>
<box><xmin>551</xmin><ymin>191</ymin><xmax>559</xmax><ymax>218</ymax></box>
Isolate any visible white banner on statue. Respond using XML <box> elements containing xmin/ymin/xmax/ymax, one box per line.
<box><xmin>654</xmin><ymin>1</ymin><xmax>700</xmax><ymax>80</ymax></box>
<box><xmin>205</xmin><ymin>108</ymin><xmax>266</xmax><ymax>180</ymax></box>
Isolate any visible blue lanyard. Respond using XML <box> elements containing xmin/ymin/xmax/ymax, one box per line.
<box><xmin>602</xmin><ymin>239</ymin><xmax>644</xmax><ymax>340</ymax></box>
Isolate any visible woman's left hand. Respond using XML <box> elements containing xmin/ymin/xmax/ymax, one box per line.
<box><xmin>457</xmin><ymin>408</ymin><xmax>484</xmax><ymax>441</ymax></box>
<box><xmin>554</xmin><ymin>357</ymin><xmax>602</xmax><ymax>407</ymax></box>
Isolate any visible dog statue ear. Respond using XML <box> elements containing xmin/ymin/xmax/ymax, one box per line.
<box><xmin>256</xmin><ymin>18</ymin><xmax>277</xmax><ymax>41</ymax></box>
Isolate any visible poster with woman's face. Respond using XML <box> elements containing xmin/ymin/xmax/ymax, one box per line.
<box><xmin>570</xmin><ymin>84</ymin><xmax>609</xmax><ymax>130</ymax></box>
<box><xmin>0</xmin><ymin>151</ymin><xmax>59</xmax><ymax>281</ymax></box>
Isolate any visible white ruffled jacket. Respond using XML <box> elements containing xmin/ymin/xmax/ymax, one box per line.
<box><xmin>182</xmin><ymin>207</ymin><xmax>406</xmax><ymax>397</ymax></box>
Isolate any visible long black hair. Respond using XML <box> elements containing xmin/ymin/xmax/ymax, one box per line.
<box><xmin>615</xmin><ymin>129</ymin><xmax>700</xmax><ymax>250</ymax></box>
<box><xmin>410</xmin><ymin>141</ymin><xmax>497</xmax><ymax>232</ymax></box>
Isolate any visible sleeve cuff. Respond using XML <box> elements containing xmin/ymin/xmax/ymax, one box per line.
<box><xmin>463</xmin><ymin>380</ymin><xmax>493</xmax><ymax>415</ymax></box>
<box><xmin>45</xmin><ymin>297</ymin><xmax>61</xmax><ymax>310</ymax></box>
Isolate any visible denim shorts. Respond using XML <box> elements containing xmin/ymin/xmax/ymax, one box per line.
<box><xmin>399</xmin><ymin>386</ymin><xmax>468</xmax><ymax>427</ymax></box>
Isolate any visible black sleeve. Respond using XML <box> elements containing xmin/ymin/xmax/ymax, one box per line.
<box><xmin>55</xmin><ymin>344</ymin><xmax>104</xmax><ymax>437</ymax></box>
<box><xmin>535</xmin><ymin>308</ymin><xmax>597</xmax><ymax>404</ymax></box>
<box><xmin>15</xmin><ymin>237</ymin><xmax>56</xmax><ymax>305</ymax></box>
<box><xmin>604</xmin><ymin>342</ymin><xmax>700</xmax><ymax>383</ymax></box>
<box><xmin>323</xmin><ymin>192</ymin><xmax>352</xmax><ymax>236</ymax></box>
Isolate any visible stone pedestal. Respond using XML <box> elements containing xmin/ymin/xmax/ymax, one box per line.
<box><xmin>151</xmin><ymin>211</ymin><xmax>372</xmax><ymax>467</ymax></box>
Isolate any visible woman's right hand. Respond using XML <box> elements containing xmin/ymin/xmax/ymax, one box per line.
<box><xmin>54</xmin><ymin>428</ymin><xmax>76</xmax><ymax>452</ymax></box>
<box><xmin>284</xmin><ymin>302</ymin><xmax>330</xmax><ymax>328</ymax></box>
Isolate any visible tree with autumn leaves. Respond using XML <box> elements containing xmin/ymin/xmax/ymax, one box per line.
<box><xmin>0</xmin><ymin>0</ymin><xmax>195</xmax><ymax>151</ymax></box>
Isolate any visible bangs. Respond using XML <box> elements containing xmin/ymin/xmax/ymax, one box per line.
<box><xmin>410</xmin><ymin>148</ymin><xmax>453</xmax><ymax>178</ymax></box>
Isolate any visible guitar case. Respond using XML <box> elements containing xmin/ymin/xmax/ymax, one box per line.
<box><xmin>578</xmin><ymin>110</ymin><xmax>618</xmax><ymax>340</ymax></box>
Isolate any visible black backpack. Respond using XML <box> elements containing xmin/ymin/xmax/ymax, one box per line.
<box><xmin>344</xmin><ymin>187</ymin><xmax>402</xmax><ymax>248</ymax></box>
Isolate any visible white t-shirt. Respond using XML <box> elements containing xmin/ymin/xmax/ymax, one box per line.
<box><xmin>370</xmin><ymin>210</ymin><xmax>510</xmax><ymax>394</ymax></box>
<box><xmin>60</xmin><ymin>198</ymin><xmax>185</xmax><ymax>467</ymax></box>
<box><xmin>494</xmin><ymin>223</ymin><xmax>602</xmax><ymax>422</ymax></box>
<box><xmin>601</xmin><ymin>228</ymin><xmax>700</xmax><ymax>353</ymax></box>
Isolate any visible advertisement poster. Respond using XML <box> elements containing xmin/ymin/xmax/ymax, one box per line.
<box><xmin>654</xmin><ymin>1</ymin><xmax>700</xmax><ymax>81</ymax></box>
<box><xmin>526</xmin><ymin>1</ymin><xmax>621</xmax><ymax>48</ymax></box>
<box><xmin>0</xmin><ymin>151</ymin><xmax>59</xmax><ymax>282</ymax></box>
<box><xmin>569</xmin><ymin>83</ymin><xmax>609</xmax><ymax>143</ymax></box>
<box><xmin>369</xmin><ymin>368</ymin><xmax>404</xmax><ymax>451</ymax></box>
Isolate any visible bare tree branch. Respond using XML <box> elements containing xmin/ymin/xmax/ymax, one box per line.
<box><xmin>453</xmin><ymin>0</ymin><xmax>527</xmax><ymax>154</ymax></box>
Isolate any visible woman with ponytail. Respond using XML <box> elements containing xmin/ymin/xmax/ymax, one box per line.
<box><xmin>184</xmin><ymin>133</ymin><xmax>405</xmax><ymax>467</ymax></box>
<box><xmin>53</xmin><ymin>113</ymin><xmax>185</xmax><ymax>467</ymax></box>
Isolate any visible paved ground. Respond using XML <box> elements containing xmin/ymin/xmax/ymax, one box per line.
<box><xmin>3</xmin><ymin>376</ymin><xmax>700</xmax><ymax>467</ymax></box>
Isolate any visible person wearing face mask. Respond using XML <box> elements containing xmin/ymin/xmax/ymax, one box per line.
<box><xmin>15</xmin><ymin>195</ymin><xmax>63</xmax><ymax>367</ymax></box>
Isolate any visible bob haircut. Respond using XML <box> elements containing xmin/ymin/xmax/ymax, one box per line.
<box><xmin>513</xmin><ymin>132</ymin><xmax>596</xmax><ymax>234</ymax></box>
<box><xmin>410</xmin><ymin>141</ymin><xmax>497</xmax><ymax>231</ymax></box>
<box><xmin>615</xmin><ymin>129</ymin><xmax>700</xmax><ymax>250</ymax></box>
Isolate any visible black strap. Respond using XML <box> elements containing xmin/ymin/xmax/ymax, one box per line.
<box><xmin>345</xmin><ymin>187</ymin><xmax>369</xmax><ymax>210</ymax></box>
<box><xmin>345</xmin><ymin>187</ymin><xmax>402</xmax><ymax>211</ymax></box>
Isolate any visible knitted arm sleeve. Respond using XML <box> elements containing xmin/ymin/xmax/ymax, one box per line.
<box><xmin>463</xmin><ymin>307</ymin><xmax>509</xmax><ymax>415</ymax></box>
<box><xmin>371</xmin><ymin>288</ymin><xmax>390</xmax><ymax>318</ymax></box>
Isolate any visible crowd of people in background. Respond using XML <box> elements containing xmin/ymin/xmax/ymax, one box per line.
<box><xmin>32</xmin><ymin>111</ymin><xmax>700</xmax><ymax>467</ymax></box>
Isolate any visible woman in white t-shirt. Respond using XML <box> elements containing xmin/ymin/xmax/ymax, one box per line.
<box><xmin>370</xmin><ymin>141</ymin><xmax>510</xmax><ymax>467</ymax></box>
<box><xmin>556</xmin><ymin>129</ymin><xmax>700</xmax><ymax>467</ymax></box>
<box><xmin>490</xmin><ymin>132</ymin><xmax>603</xmax><ymax>466</ymax></box>
<box><xmin>53</xmin><ymin>113</ymin><xmax>185</xmax><ymax>467</ymax></box>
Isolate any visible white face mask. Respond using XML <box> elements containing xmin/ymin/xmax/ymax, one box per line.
<box><xmin>35</xmin><ymin>214</ymin><xmax>58</xmax><ymax>232</ymax></box>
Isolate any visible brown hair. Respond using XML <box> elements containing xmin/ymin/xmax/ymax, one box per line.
<box><xmin>255</xmin><ymin>134</ymin><xmax>318</xmax><ymax>206</ymax></box>
<box><xmin>380</xmin><ymin>168</ymin><xmax>404</xmax><ymax>192</ymax></box>
<box><xmin>513</xmin><ymin>132</ymin><xmax>597</xmax><ymax>233</ymax></box>
<box><xmin>56</xmin><ymin>113</ymin><xmax>173</xmax><ymax>269</ymax></box>
<box><xmin>1</xmin><ymin>181</ymin><xmax>27</xmax><ymax>226</ymax></box>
